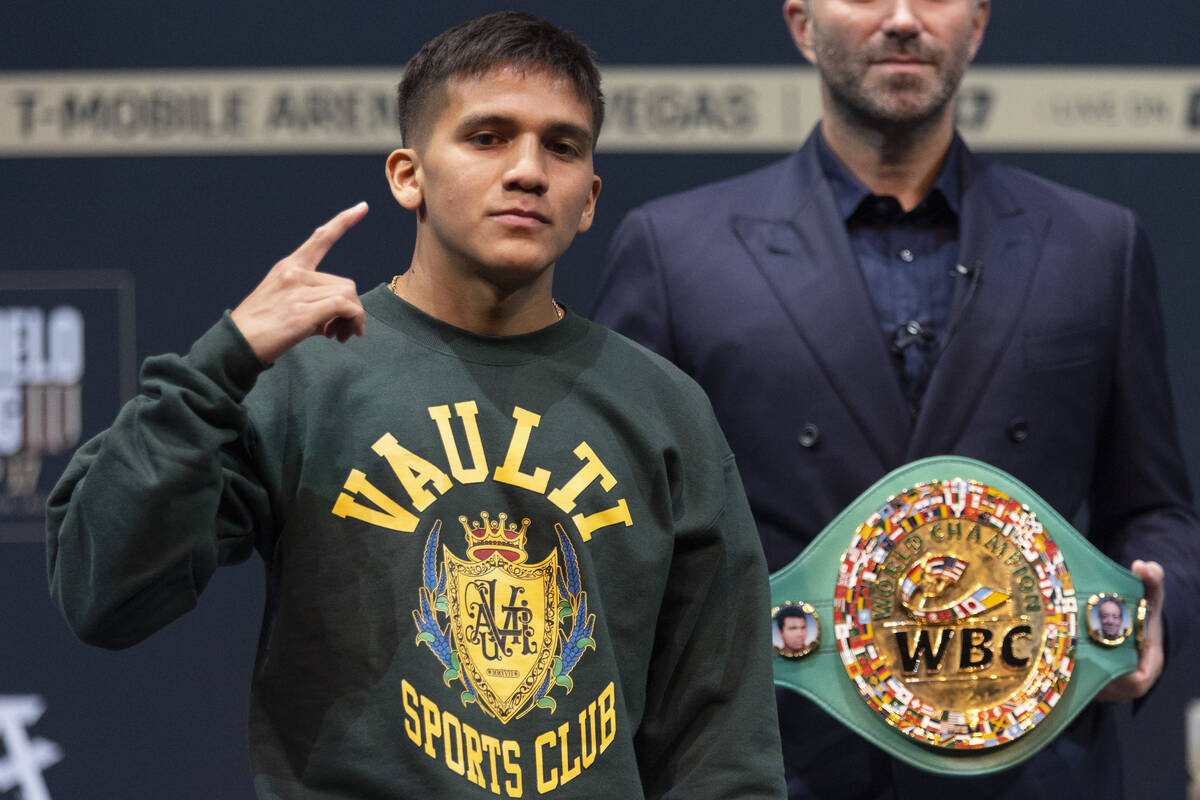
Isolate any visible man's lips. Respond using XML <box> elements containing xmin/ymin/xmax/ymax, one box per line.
<box><xmin>872</xmin><ymin>55</ymin><xmax>932</xmax><ymax>72</ymax></box>
<box><xmin>490</xmin><ymin>209</ymin><xmax>550</xmax><ymax>226</ymax></box>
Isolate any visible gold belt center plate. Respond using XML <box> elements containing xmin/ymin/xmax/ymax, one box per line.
<box><xmin>834</xmin><ymin>478</ymin><xmax>1077</xmax><ymax>750</ymax></box>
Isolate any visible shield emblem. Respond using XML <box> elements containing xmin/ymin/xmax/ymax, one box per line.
<box><xmin>444</xmin><ymin>547</ymin><xmax>559</xmax><ymax>723</ymax></box>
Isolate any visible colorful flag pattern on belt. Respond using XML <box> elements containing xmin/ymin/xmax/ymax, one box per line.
<box><xmin>832</xmin><ymin>478</ymin><xmax>1077</xmax><ymax>751</ymax></box>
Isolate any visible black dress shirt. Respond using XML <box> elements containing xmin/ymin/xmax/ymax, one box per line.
<box><xmin>815</xmin><ymin>129</ymin><xmax>963</xmax><ymax>417</ymax></box>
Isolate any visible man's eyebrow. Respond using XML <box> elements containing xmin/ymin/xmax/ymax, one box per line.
<box><xmin>456</xmin><ymin>113</ymin><xmax>516</xmax><ymax>133</ymax></box>
<box><xmin>456</xmin><ymin>113</ymin><xmax>593</xmax><ymax>144</ymax></box>
<box><xmin>542</xmin><ymin>121</ymin><xmax>594</xmax><ymax>144</ymax></box>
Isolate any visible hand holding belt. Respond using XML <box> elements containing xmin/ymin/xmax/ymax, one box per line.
<box><xmin>770</xmin><ymin>456</ymin><xmax>1144</xmax><ymax>776</ymax></box>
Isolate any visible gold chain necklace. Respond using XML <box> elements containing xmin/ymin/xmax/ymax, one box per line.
<box><xmin>388</xmin><ymin>275</ymin><xmax>563</xmax><ymax>321</ymax></box>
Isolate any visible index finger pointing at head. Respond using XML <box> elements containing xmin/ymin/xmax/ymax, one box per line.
<box><xmin>292</xmin><ymin>201</ymin><xmax>370</xmax><ymax>269</ymax></box>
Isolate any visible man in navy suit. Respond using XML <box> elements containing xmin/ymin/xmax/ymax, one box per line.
<box><xmin>593</xmin><ymin>1</ymin><xmax>1200</xmax><ymax>797</ymax></box>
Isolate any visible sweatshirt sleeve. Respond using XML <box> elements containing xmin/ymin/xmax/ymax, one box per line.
<box><xmin>635</xmin><ymin>452</ymin><xmax>787</xmax><ymax>800</ymax></box>
<box><xmin>46</xmin><ymin>313</ymin><xmax>274</xmax><ymax>649</ymax></box>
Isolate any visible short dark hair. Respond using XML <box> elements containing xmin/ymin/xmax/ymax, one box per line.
<box><xmin>397</xmin><ymin>11</ymin><xmax>605</xmax><ymax>148</ymax></box>
<box><xmin>776</xmin><ymin>606</ymin><xmax>807</xmax><ymax>630</ymax></box>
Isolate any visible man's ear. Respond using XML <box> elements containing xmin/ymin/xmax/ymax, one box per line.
<box><xmin>783</xmin><ymin>0</ymin><xmax>817</xmax><ymax>65</ymax></box>
<box><xmin>576</xmin><ymin>175</ymin><xmax>602</xmax><ymax>234</ymax></box>
<box><xmin>968</xmin><ymin>0</ymin><xmax>991</xmax><ymax>61</ymax></box>
<box><xmin>385</xmin><ymin>149</ymin><xmax>422</xmax><ymax>211</ymax></box>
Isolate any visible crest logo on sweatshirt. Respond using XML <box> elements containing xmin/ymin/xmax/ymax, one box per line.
<box><xmin>413</xmin><ymin>511</ymin><xmax>596</xmax><ymax>723</ymax></box>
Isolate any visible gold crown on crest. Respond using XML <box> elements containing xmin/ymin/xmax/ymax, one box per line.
<box><xmin>459</xmin><ymin>511</ymin><xmax>531</xmax><ymax>564</ymax></box>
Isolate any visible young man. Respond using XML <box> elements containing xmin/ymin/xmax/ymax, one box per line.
<box><xmin>594</xmin><ymin>1</ymin><xmax>1199</xmax><ymax>798</ymax></box>
<box><xmin>46</xmin><ymin>13</ymin><xmax>785</xmax><ymax>798</ymax></box>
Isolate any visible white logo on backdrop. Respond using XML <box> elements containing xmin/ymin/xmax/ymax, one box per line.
<box><xmin>0</xmin><ymin>695</ymin><xmax>62</xmax><ymax>800</ymax></box>
<box><xmin>0</xmin><ymin>306</ymin><xmax>84</xmax><ymax>524</ymax></box>
<box><xmin>0</xmin><ymin>306</ymin><xmax>85</xmax><ymax>459</ymax></box>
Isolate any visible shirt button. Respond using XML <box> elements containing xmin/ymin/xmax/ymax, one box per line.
<box><xmin>1008</xmin><ymin>418</ymin><xmax>1030</xmax><ymax>443</ymax></box>
<box><xmin>898</xmin><ymin>248</ymin><xmax>915</xmax><ymax>263</ymax></box>
<box><xmin>798</xmin><ymin>423</ymin><xmax>821</xmax><ymax>449</ymax></box>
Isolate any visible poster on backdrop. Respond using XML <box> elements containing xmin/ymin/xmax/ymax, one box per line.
<box><xmin>0</xmin><ymin>271</ymin><xmax>135</xmax><ymax>543</ymax></box>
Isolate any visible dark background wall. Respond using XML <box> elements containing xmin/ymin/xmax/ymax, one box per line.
<box><xmin>2</xmin><ymin>2</ymin><xmax>1198</xmax><ymax>797</ymax></box>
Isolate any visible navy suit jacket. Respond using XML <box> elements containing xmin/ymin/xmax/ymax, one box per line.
<box><xmin>593</xmin><ymin>130</ymin><xmax>1200</xmax><ymax>799</ymax></box>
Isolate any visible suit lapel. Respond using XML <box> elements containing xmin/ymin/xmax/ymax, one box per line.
<box><xmin>732</xmin><ymin>138</ymin><xmax>911</xmax><ymax>470</ymax></box>
<box><xmin>907</xmin><ymin>152</ymin><xmax>1044</xmax><ymax>458</ymax></box>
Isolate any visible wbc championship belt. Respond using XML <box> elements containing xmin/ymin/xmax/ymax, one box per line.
<box><xmin>770</xmin><ymin>456</ymin><xmax>1146</xmax><ymax>775</ymax></box>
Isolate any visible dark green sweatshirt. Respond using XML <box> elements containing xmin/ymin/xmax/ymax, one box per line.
<box><xmin>47</xmin><ymin>286</ymin><xmax>786</xmax><ymax>799</ymax></box>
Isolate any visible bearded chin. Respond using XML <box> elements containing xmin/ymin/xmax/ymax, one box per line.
<box><xmin>828</xmin><ymin>73</ymin><xmax>957</xmax><ymax>134</ymax></box>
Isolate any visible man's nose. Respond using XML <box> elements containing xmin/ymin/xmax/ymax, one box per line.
<box><xmin>503</xmin><ymin>135</ymin><xmax>549</xmax><ymax>194</ymax></box>
<box><xmin>881</xmin><ymin>0</ymin><xmax>922</xmax><ymax>40</ymax></box>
